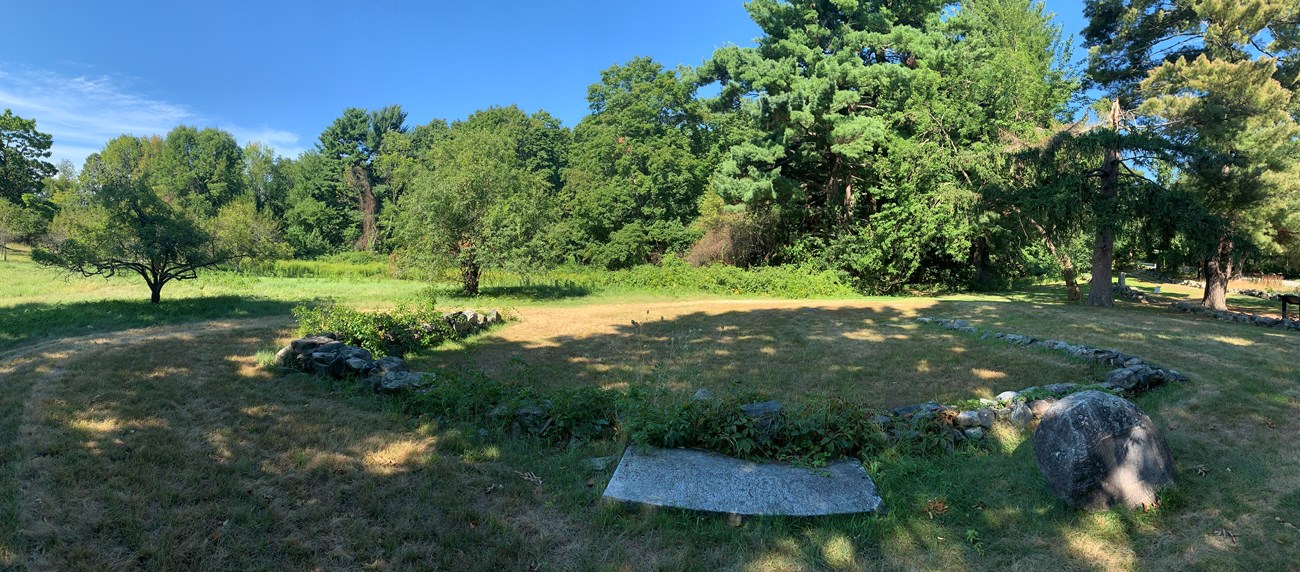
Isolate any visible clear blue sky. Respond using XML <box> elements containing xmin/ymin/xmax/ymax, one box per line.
<box><xmin>0</xmin><ymin>0</ymin><xmax>1089</xmax><ymax>166</ymax></box>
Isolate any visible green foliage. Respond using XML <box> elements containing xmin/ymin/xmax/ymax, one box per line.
<box><xmin>291</xmin><ymin>302</ymin><xmax>452</xmax><ymax>358</ymax></box>
<box><xmin>699</xmin><ymin>0</ymin><xmax>1077</xmax><ymax>291</ymax></box>
<box><xmin>242</xmin><ymin>142</ymin><xmax>293</xmax><ymax>218</ymax></box>
<box><xmin>565</xmin><ymin>57</ymin><xmax>714</xmax><ymax>268</ymax></box>
<box><xmin>155</xmin><ymin>125</ymin><xmax>246</xmax><ymax>217</ymax></box>
<box><xmin>626</xmin><ymin>395</ymin><xmax>889</xmax><ymax>465</ymax></box>
<box><xmin>0</xmin><ymin>200</ymin><xmax>42</xmax><ymax>261</ymax></box>
<box><xmin>239</xmin><ymin>257</ymin><xmax>391</xmax><ymax>279</ymax></box>
<box><xmin>582</xmin><ymin>254</ymin><xmax>856</xmax><ymax>298</ymax></box>
<box><xmin>32</xmin><ymin>131</ymin><xmax>281</xmax><ymax>304</ymax></box>
<box><xmin>397</xmin><ymin>371</ymin><xmax>894</xmax><ymax>465</ymax></box>
<box><xmin>0</xmin><ymin>108</ymin><xmax>56</xmax><ymax>205</ymax></box>
<box><xmin>392</xmin><ymin>106</ymin><xmax>561</xmax><ymax>294</ymax></box>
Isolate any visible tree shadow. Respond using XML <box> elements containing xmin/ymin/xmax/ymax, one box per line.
<box><xmin>7</xmin><ymin>321</ymin><xmax>616</xmax><ymax>570</ymax></box>
<box><xmin>418</xmin><ymin>301</ymin><xmax>1108</xmax><ymax>408</ymax></box>
<box><xmin>11</xmin><ymin>295</ymin><xmax>1297</xmax><ymax>570</ymax></box>
<box><xmin>0</xmin><ymin>296</ymin><xmax>300</xmax><ymax>351</ymax></box>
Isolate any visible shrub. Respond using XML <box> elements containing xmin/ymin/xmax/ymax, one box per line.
<box><xmin>292</xmin><ymin>302</ymin><xmax>451</xmax><ymax>357</ymax></box>
<box><xmin>625</xmin><ymin>394</ymin><xmax>889</xmax><ymax>464</ymax></box>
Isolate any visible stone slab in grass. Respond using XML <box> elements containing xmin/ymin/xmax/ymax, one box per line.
<box><xmin>602</xmin><ymin>446</ymin><xmax>884</xmax><ymax>516</ymax></box>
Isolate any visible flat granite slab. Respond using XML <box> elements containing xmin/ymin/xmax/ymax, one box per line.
<box><xmin>602</xmin><ymin>446</ymin><xmax>884</xmax><ymax>516</ymax></box>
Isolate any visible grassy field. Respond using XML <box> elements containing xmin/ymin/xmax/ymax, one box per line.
<box><xmin>2</xmin><ymin>252</ymin><xmax>1299</xmax><ymax>570</ymax></box>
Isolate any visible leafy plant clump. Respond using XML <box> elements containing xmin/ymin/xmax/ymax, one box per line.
<box><xmin>624</xmin><ymin>395</ymin><xmax>891</xmax><ymax>465</ymax></box>
<box><xmin>389</xmin><ymin>371</ymin><xmax>911</xmax><ymax>465</ymax></box>
<box><xmin>292</xmin><ymin>303</ymin><xmax>454</xmax><ymax>357</ymax></box>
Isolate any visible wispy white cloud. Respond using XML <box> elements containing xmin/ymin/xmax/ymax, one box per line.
<box><xmin>0</xmin><ymin>65</ymin><xmax>304</xmax><ymax>167</ymax></box>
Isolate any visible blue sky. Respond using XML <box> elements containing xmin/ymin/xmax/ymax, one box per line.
<box><xmin>1</xmin><ymin>1</ymin><xmax>1089</xmax><ymax>167</ymax></box>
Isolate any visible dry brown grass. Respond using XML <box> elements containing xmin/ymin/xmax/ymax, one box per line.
<box><xmin>1</xmin><ymin>319</ymin><xmax>636</xmax><ymax>570</ymax></box>
<box><xmin>2</xmin><ymin>290</ymin><xmax>1299</xmax><ymax>570</ymax></box>
<box><xmin>423</xmin><ymin>299</ymin><xmax>1106</xmax><ymax>407</ymax></box>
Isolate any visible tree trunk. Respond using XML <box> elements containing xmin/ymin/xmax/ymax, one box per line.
<box><xmin>1201</xmin><ymin>234</ymin><xmax>1233</xmax><ymax>310</ymax></box>
<box><xmin>351</xmin><ymin>165</ymin><xmax>377</xmax><ymax>251</ymax></box>
<box><xmin>149</xmin><ymin>281</ymin><xmax>162</xmax><ymax>304</ymax></box>
<box><xmin>972</xmin><ymin>239</ymin><xmax>991</xmax><ymax>290</ymax></box>
<box><xmin>1087</xmin><ymin>99</ymin><xmax>1123</xmax><ymax>307</ymax></box>
<box><xmin>462</xmin><ymin>260</ymin><xmax>480</xmax><ymax>297</ymax></box>
<box><xmin>1024</xmin><ymin>215</ymin><xmax>1080</xmax><ymax>301</ymax></box>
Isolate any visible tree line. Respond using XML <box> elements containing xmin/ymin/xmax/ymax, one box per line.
<box><xmin>1</xmin><ymin>0</ymin><xmax>1297</xmax><ymax>307</ymax></box>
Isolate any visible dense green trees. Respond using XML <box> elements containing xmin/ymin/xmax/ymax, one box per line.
<box><xmin>1084</xmin><ymin>0</ymin><xmax>1300</xmax><ymax>309</ymax></box>
<box><xmin>565</xmin><ymin>57</ymin><xmax>713</xmax><ymax>268</ymax></box>
<box><xmin>0</xmin><ymin>109</ymin><xmax>56</xmax><ymax>206</ymax></box>
<box><xmin>34</xmin><ymin>131</ymin><xmax>284</xmax><ymax>303</ymax></box>
<box><xmin>18</xmin><ymin>0</ymin><xmax>1300</xmax><ymax>302</ymax></box>
<box><xmin>393</xmin><ymin>106</ymin><xmax>558</xmax><ymax>294</ymax></box>
<box><xmin>697</xmin><ymin>0</ymin><xmax>1075</xmax><ymax>291</ymax></box>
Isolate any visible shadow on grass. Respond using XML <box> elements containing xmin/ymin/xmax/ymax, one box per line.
<box><xmin>418</xmin><ymin>301</ymin><xmax>1111</xmax><ymax>409</ymax></box>
<box><xmin>17</xmin><ymin>295</ymin><xmax>1300</xmax><ymax>569</ymax></box>
<box><xmin>8</xmin><ymin>321</ymin><xmax>559</xmax><ymax>570</ymax></box>
<box><xmin>0</xmin><ymin>296</ymin><xmax>299</xmax><ymax>351</ymax></box>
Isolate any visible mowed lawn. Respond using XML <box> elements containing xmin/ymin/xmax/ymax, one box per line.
<box><xmin>419</xmin><ymin>299</ymin><xmax>1107</xmax><ymax>408</ymax></box>
<box><xmin>2</xmin><ymin>254</ymin><xmax>1299</xmax><ymax>570</ymax></box>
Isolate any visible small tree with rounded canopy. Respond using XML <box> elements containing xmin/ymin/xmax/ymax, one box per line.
<box><xmin>35</xmin><ymin>130</ymin><xmax>277</xmax><ymax>303</ymax></box>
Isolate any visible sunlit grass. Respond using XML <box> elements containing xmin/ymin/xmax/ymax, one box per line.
<box><xmin>2</xmin><ymin>255</ymin><xmax>1299</xmax><ymax>569</ymax></box>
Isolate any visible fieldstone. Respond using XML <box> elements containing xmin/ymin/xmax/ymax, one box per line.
<box><xmin>485</xmin><ymin>309</ymin><xmax>501</xmax><ymax>324</ymax></box>
<box><xmin>741</xmin><ymin>400</ymin><xmax>783</xmax><ymax>439</ymax></box>
<box><xmin>1004</xmin><ymin>334</ymin><xmax>1032</xmax><ymax>346</ymax></box>
<box><xmin>1010</xmin><ymin>402</ymin><xmax>1034</xmax><ymax>428</ymax></box>
<box><xmin>345</xmin><ymin>357</ymin><xmax>374</xmax><ymax>373</ymax></box>
<box><xmin>741</xmin><ymin>400</ymin><xmax>782</xmax><ymax>418</ymax></box>
<box><xmin>1033</xmin><ymin>391</ymin><xmax>1176</xmax><ymax>510</ymax></box>
<box><xmin>964</xmin><ymin>427</ymin><xmax>985</xmax><ymax>440</ymax></box>
<box><xmin>1043</xmin><ymin>383</ymin><xmax>1077</xmax><ymax>396</ymax></box>
<box><xmin>274</xmin><ymin>345</ymin><xmax>295</xmax><ymax>368</ymax></box>
<box><xmin>976</xmin><ymin>408</ymin><xmax>994</xmax><ymax>429</ymax></box>
<box><xmin>290</xmin><ymin>336</ymin><xmax>334</xmax><ymax>354</ymax></box>
<box><xmin>461</xmin><ymin>310</ymin><xmax>482</xmax><ymax>325</ymax></box>
<box><xmin>376</xmin><ymin>370</ymin><xmax>427</xmax><ymax>393</ymax></box>
<box><xmin>375</xmin><ymin>356</ymin><xmax>408</xmax><ymax>373</ymax></box>
<box><xmin>450</xmin><ymin>319</ymin><xmax>474</xmax><ymax>337</ymax></box>
<box><xmin>509</xmin><ymin>401</ymin><xmax>553</xmax><ymax>436</ymax></box>
<box><xmin>1105</xmin><ymin>368</ymin><xmax>1138</xmax><ymax>391</ymax></box>
<box><xmin>692</xmin><ymin>388</ymin><xmax>714</xmax><ymax>401</ymax></box>
<box><xmin>1029</xmin><ymin>399</ymin><xmax>1055</xmax><ymax>417</ymax></box>
<box><xmin>871</xmin><ymin>415</ymin><xmax>893</xmax><ymax>427</ymax></box>
<box><xmin>602</xmin><ymin>446</ymin><xmax>884</xmax><ymax>516</ymax></box>
<box><xmin>344</xmin><ymin>346</ymin><xmax>373</xmax><ymax>361</ymax></box>
<box><xmin>309</xmin><ymin>348</ymin><xmax>349</xmax><ymax>377</ymax></box>
<box><xmin>996</xmin><ymin>390</ymin><xmax>1020</xmax><ymax>402</ymax></box>
<box><xmin>893</xmin><ymin>401</ymin><xmax>943</xmax><ymax>417</ymax></box>
<box><xmin>955</xmin><ymin>411</ymin><xmax>982</xmax><ymax>428</ymax></box>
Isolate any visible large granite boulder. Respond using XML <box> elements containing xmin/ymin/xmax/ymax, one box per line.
<box><xmin>1033</xmin><ymin>391</ymin><xmax>1175</xmax><ymax>510</ymax></box>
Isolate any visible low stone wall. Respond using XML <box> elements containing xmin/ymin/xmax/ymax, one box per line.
<box><xmin>1170</xmin><ymin>300</ymin><xmax>1299</xmax><ymax>330</ymax></box>
<box><xmin>1113</xmin><ymin>284</ymin><xmax>1150</xmax><ymax>303</ymax></box>
<box><xmin>274</xmin><ymin>308</ymin><xmax>504</xmax><ymax>392</ymax></box>
<box><xmin>1235</xmin><ymin>288</ymin><xmax>1281</xmax><ymax>301</ymax></box>
<box><xmin>897</xmin><ymin>317</ymin><xmax>1187</xmax><ymax>443</ymax></box>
